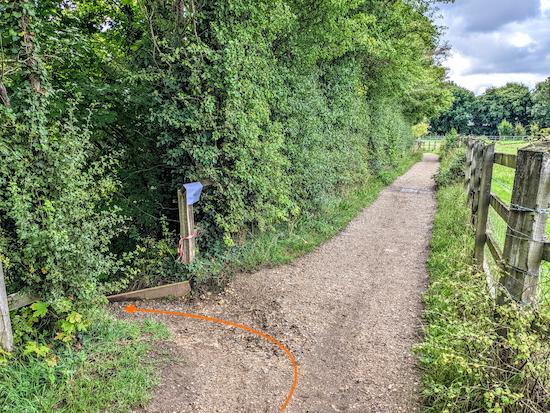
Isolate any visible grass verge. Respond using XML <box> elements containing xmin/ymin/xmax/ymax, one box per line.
<box><xmin>193</xmin><ymin>149</ymin><xmax>424</xmax><ymax>283</ymax></box>
<box><xmin>416</xmin><ymin>153</ymin><xmax>550</xmax><ymax>413</ymax></box>
<box><xmin>110</xmin><ymin>149</ymin><xmax>424</xmax><ymax>292</ymax></box>
<box><xmin>0</xmin><ymin>311</ymin><xmax>171</xmax><ymax>413</ymax></box>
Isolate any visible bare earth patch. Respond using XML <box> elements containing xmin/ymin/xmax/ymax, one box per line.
<box><xmin>112</xmin><ymin>153</ymin><xmax>440</xmax><ymax>413</ymax></box>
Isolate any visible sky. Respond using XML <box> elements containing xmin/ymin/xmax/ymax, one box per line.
<box><xmin>435</xmin><ymin>0</ymin><xmax>550</xmax><ymax>95</ymax></box>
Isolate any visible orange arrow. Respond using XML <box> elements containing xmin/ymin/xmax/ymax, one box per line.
<box><xmin>124</xmin><ymin>304</ymin><xmax>297</xmax><ymax>411</ymax></box>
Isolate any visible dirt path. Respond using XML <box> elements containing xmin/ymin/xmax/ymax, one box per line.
<box><xmin>113</xmin><ymin>153</ymin><xmax>440</xmax><ymax>413</ymax></box>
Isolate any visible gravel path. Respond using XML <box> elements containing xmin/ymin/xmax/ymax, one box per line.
<box><xmin>113</xmin><ymin>153</ymin><xmax>440</xmax><ymax>413</ymax></box>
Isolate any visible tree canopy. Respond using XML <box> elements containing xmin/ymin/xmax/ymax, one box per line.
<box><xmin>430</xmin><ymin>83</ymin><xmax>477</xmax><ymax>135</ymax></box>
<box><xmin>430</xmin><ymin>80</ymin><xmax>550</xmax><ymax>136</ymax></box>
<box><xmin>531</xmin><ymin>77</ymin><xmax>550</xmax><ymax>129</ymax></box>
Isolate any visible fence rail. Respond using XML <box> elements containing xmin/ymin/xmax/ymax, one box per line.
<box><xmin>417</xmin><ymin>139</ymin><xmax>442</xmax><ymax>151</ymax></box>
<box><xmin>464</xmin><ymin>138</ymin><xmax>550</xmax><ymax>305</ymax></box>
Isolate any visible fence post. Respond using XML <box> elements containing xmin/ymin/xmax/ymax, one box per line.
<box><xmin>177</xmin><ymin>187</ymin><xmax>196</xmax><ymax>265</ymax></box>
<box><xmin>468</xmin><ymin>140</ymin><xmax>481</xmax><ymax>207</ymax></box>
<box><xmin>471</xmin><ymin>142</ymin><xmax>486</xmax><ymax>222</ymax></box>
<box><xmin>474</xmin><ymin>143</ymin><xmax>495</xmax><ymax>265</ymax></box>
<box><xmin>0</xmin><ymin>261</ymin><xmax>13</xmax><ymax>352</ymax></box>
<box><xmin>464</xmin><ymin>138</ymin><xmax>473</xmax><ymax>193</ymax></box>
<box><xmin>499</xmin><ymin>142</ymin><xmax>550</xmax><ymax>305</ymax></box>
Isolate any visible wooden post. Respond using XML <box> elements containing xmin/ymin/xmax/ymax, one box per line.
<box><xmin>0</xmin><ymin>262</ymin><xmax>13</xmax><ymax>352</ymax></box>
<box><xmin>468</xmin><ymin>140</ymin><xmax>478</xmax><ymax>203</ymax></box>
<box><xmin>471</xmin><ymin>142</ymin><xmax>486</xmax><ymax>222</ymax></box>
<box><xmin>467</xmin><ymin>140</ymin><xmax>480</xmax><ymax>207</ymax></box>
<box><xmin>499</xmin><ymin>142</ymin><xmax>550</xmax><ymax>305</ymax></box>
<box><xmin>177</xmin><ymin>187</ymin><xmax>196</xmax><ymax>265</ymax></box>
<box><xmin>474</xmin><ymin>143</ymin><xmax>495</xmax><ymax>265</ymax></box>
<box><xmin>464</xmin><ymin>139</ymin><xmax>474</xmax><ymax>193</ymax></box>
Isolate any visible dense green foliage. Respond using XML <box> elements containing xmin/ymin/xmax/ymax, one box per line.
<box><xmin>430</xmin><ymin>79</ymin><xmax>550</xmax><ymax>136</ymax></box>
<box><xmin>433</xmin><ymin>141</ymin><xmax>464</xmax><ymax>188</ymax></box>
<box><xmin>1</xmin><ymin>0</ymin><xmax>451</xmax><ymax>333</ymax></box>
<box><xmin>497</xmin><ymin>119</ymin><xmax>513</xmax><ymax>137</ymax></box>
<box><xmin>417</xmin><ymin>163</ymin><xmax>550</xmax><ymax>413</ymax></box>
<box><xmin>531</xmin><ymin>78</ymin><xmax>550</xmax><ymax>129</ymax></box>
<box><xmin>430</xmin><ymin>84</ymin><xmax>478</xmax><ymax>135</ymax></box>
<box><xmin>477</xmin><ymin>83</ymin><xmax>533</xmax><ymax>135</ymax></box>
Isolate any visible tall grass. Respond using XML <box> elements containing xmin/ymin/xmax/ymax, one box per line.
<box><xmin>416</xmin><ymin>153</ymin><xmax>550</xmax><ymax>413</ymax></box>
<box><xmin>0</xmin><ymin>312</ymin><xmax>171</xmax><ymax>413</ymax></box>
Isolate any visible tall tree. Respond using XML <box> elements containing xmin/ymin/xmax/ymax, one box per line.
<box><xmin>429</xmin><ymin>83</ymin><xmax>478</xmax><ymax>135</ymax></box>
<box><xmin>475</xmin><ymin>83</ymin><xmax>532</xmax><ymax>136</ymax></box>
<box><xmin>531</xmin><ymin>77</ymin><xmax>550</xmax><ymax>129</ymax></box>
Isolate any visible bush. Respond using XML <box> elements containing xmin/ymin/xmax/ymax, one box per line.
<box><xmin>497</xmin><ymin>119</ymin><xmax>514</xmax><ymax>137</ymax></box>
<box><xmin>433</xmin><ymin>148</ymin><xmax>466</xmax><ymax>188</ymax></box>
<box><xmin>530</xmin><ymin>122</ymin><xmax>541</xmax><ymax>136</ymax></box>
<box><xmin>514</xmin><ymin>122</ymin><xmax>527</xmax><ymax>137</ymax></box>
<box><xmin>440</xmin><ymin>128</ymin><xmax>458</xmax><ymax>153</ymax></box>
<box><xmin>0</xmin><ymin>101</ymin><xmax>124</xmax><ymax>338</ymax></box>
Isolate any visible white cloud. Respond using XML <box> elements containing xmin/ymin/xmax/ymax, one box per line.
<box><xmin>509</xmin><ymin>32</ymin><xmax>534</xmax><ymax>47</ymax></box>
<box><xmin>436</xmin><ymin>0</ymin><xmax>550</xmax><ymax>95</ymax></box>
<box><xmin>445</xmin><ymin>52</ymin><xmax>472</xmax><ymax>76</ymax></box>
<box><xmin>446</xmin><ymin>72</ymin><xmax>548</xmax><ymax>96</ymax></box>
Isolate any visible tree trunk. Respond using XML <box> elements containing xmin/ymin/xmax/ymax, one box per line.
<box><xmin>21</xmin><ymin>14</ymin><xmax>41</xmax><ymax>93</ymax></box>
<box><xmin>0</xmin><ymin>80</ymin><xmax>10</xmax><ymax>108</ymax></box>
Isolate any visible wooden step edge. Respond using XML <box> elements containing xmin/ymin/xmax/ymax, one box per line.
<box><xmin>107</xmin><ymin>280</ymin><xmax>191</xmax><ymax>302</ymax></box>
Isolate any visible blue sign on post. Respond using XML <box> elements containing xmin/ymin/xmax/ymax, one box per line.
<box><xmin>182</xmin><ymin>182</ymin><xmax>203</xmax><ymax>205</ymax></box>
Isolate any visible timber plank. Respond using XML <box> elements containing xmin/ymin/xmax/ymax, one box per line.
<box><xmin>489</xmin><ymin>192</ymin><xmax>510</xmax><ymax>222</ymax></box>
<box><xmin>494</xmin><ymin>153</ymin><xmax>517</xmax><ymax>169</ymax></box>
<box><xmin>1</xmin><ymin>262</ymin><xmax>14</xmax><ymax>351</ymax></box>
<box><xmin>475</xmin><ymin>143</ymin><xmax>495</xmax><ymax>264</ymax></box>
<box><xmin>7</xmin><ymin>292</ymin><xmax>36</xmax><ymax>311</ymax></box>
<box><xmin>107</xmin><ymin>281</ymin><xmax>191</xmax><ymax>302</ymax></box>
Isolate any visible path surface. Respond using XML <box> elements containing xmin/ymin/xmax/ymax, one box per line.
<box><xmin>114</xmin><ymin>153</ymin><xmax>440</xmax><ymax>413</ymax></box>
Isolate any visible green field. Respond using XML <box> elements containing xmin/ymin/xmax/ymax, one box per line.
<box><xmin>488</xmin><ymin>141</ymin><xmax>525</xmax><ymax>246</ymax></box>
<box><xmin>489</xmin><ymin>140</ymin><xmax>550</xmax><ymax>303</ymax></box>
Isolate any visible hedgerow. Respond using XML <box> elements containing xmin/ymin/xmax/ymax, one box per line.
<box><xmin>433</xmin><ymin>146</ymin><xmax>466</xmax><ymax>189</ymax></box>
<box><xmin>1</xmin><ymin>0</ymin><xmax>451</xmax><ymax>335</ymax></box>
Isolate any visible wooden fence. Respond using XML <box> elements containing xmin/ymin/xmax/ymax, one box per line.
<box><xmin>417</xmin><ymin>139</ymin><xmax>442</xmax><ymax>151</ymax></box>
<box><xmin>464</xmin><ymin>138</ymin><xmax>550</xmax><ymax>305</ymax></box>
<box><xmin>0</xmin><ymin>262</ymin><xmax>13</xmax><ymax>351</ymax></box>
<box><xmin>0</xmin><ymin>182</ymin><xmax>208</xmax><ymax>351</ymax></box>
